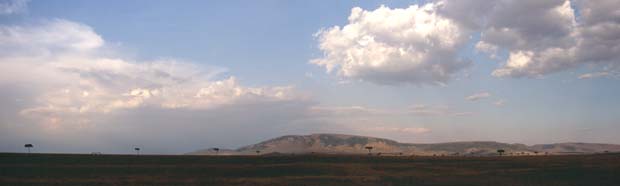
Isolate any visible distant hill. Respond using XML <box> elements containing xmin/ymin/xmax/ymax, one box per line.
<box><xmin>530</xmin><ymin>143</ymin><xmax>620</xmax><ymax>154</ymax></box>
<box><xmin>187</xmin><ymin>133</ymin><xmax>620</xmax><ymax>156</ymax></box>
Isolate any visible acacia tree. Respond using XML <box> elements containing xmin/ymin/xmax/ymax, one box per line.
<box><xmin>213</xmin><ymin>148</ymin><xmax>220</xmax><ymax>155</ymax></box>
<box><xmin>24</xmin><ymin>144</ymin><xmax>33</xmax><ymax>154</ymax></box>
<box><xmin>497</xmin><ymin>149</ymin><xmax>505</xmax><ymax>156</ymax></box>
<box><xmin>365</xmin><ymin>146</ymin><xmax>373</xmax><ymax>155</ymax></box>
<box><xmin>134</xmin><ymin>147</ymin><xmax>140</xmax><ymax>155</ymax></box>
<box><xmin>255</xmin><ymin>150</ymin><xmax>261</xmax><ymax>155</ymax></box>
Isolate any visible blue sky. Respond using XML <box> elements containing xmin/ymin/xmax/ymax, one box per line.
<box><xmin>0</xmin><ymin>0</ymin><xmax>619</xmax><ymax>154</ymax></box>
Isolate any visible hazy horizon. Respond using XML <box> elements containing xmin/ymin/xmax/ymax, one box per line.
<box><xmin>1</xmin><ymin>0</ymin><xmax>619</xmax><ymax>154</ymax></box>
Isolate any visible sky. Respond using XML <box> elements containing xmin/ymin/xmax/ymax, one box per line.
<box><xmin>0</xmin><ymin>0</ymin><xmax>619</xmax><ymax>154</ymax></box>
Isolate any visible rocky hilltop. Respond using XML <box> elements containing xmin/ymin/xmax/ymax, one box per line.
<box><xmin>187</xmin><ymin>133</ymin><xmax>620</xmax><ymax>156</ymax></box>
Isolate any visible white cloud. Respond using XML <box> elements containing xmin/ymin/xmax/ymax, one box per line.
<box><xmin>364</xmin><ymin>127</ymin><xmax>431</xmax><ymax>134</ymax></box>
<box><xmin>311</xmin><ymin>3</ymin><xmax>471</xmax><ymax>85</ymax></box>
<box><xmin>465</xmin><ymin>92</ymin><xmax>491</xmax><ymax>101</ymax></box>
<box><xmin>480</xmin><ymin>0</ymin><xmax>579</xmax><ymax>77</ymax></box>
<box><xmin>0</xmin><ymin>0</ymin><xmax>28</xmax><ymax>15</ymax></box>
<box><xmin>0</xmin><ymin>19</ymin><xmax>104</xmax><ymax>60</ymax></box>
<box><xmin>0</xmin><ymin>19</ymin><xmax>311</xmax><ymax>147</ymax></box>
<box><xmin>313</xmin><ymin>0</ymin><xmax>620</xmax><ymax>82</ymax></box>
<box><xmin>310</xmin><ymin>104</ymin><xmax>472</xmax><ymax>118</ymax></box>
<box><xmin>475</xmin><ymin>41</ymin><xmax>499</xmax><ymax>58</ymax></box>
<box><xmin>578</xmin><ymin>72</ymin><xmax>615</xmax><ymax>79</ymax></box>
<box><xmin>307</xmin><ymin>106</ymin><xmax>388</xmax><ymax>117</ymax></box>
<box><xmin>438</xmin><ymin>0</ymin><xmax>620</xmax><ymax>78</ymax></box>
<box><xmin>408</xmin><ymin>104</ymin><xmax>472</xmax><ymax>116</ymax></box>
<box><xmin>493</xmin><ymin>99</ymin><xmax>506</xmax><ymax>107</ymax></box>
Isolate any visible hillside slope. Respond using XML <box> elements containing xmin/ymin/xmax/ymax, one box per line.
<box><xmin>188</xmin><ymin>133</ymin><xmax>620</xmax><ymax>155</ymax></box>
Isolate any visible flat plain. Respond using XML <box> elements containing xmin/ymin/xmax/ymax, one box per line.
<box><xmin>1</xmin><ymin>153</ymin><xmax>619</xmax><ymax>186</ymax></box>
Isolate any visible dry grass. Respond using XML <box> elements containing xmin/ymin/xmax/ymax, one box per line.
<box><xmin>1</xmin><ymin>153</ymin><xmax>619</xmax><ymax>186</ymax></box>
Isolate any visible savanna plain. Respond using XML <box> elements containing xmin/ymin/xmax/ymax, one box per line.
<box><xmin>1</xmin><ymin>153</ymin><xmax>619</xmax><ymax>186</ymax></box>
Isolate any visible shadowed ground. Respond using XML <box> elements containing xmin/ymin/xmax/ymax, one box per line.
<box><xmin>1</xmin><ymin>153</ymin><xmax>619</xmax><ymax>186</ymax></box>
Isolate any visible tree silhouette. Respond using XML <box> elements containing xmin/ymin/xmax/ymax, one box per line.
<box><xmin>24</xmin><ymin>144</ymin><xmax>33</xmax><ymax>154</ymax></box>
<box><xmin>364</xmin><ymin>146</ymin><xmax>373</xmax><ymax>155</ymax></box>
<box><xmin>255</xmin><ymin>150</ymin><xmax>261</xmax><ymax>155</ymax></box>
<box><xmin>534</xmin><ymin>151</ymin><xmax>539</xmax><ymax>155</ymax></box>
<box><xmin>134</xmin><ymin>147</ymin><xmax>140</xmax><ymax>155</ymax></box>
<box><xmin>212</xmin><ymin>148</ymin><xmax>220</xmax><ymax>155</ymax></box>
<box><xmin>497</xmin><ymin>149</ymin><xmax>505</xmax><ymax>156</ymax></box>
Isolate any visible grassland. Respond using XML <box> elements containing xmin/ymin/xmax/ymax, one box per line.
<box><xmin>1</xmin><ymin>153</ymin><xmax>619</xmax><ymax>186</ymax></box>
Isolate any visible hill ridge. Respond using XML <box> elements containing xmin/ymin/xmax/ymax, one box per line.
<box><xmin>188</xmin><ymin>133</ymin><xmax>620</xmax><ymax>155</ymax></box>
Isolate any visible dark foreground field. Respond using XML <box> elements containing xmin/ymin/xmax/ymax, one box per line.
<box><xmin>1</xmin><ymin>153</ymin><xmax>619</xmax><ymax>186</ymax></box>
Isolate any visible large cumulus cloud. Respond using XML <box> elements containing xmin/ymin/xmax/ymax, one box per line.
<box><xmin>313</xmin><ymin>0</ymin><xmax>620</xmax><ymax>83</ymax></box>
<box><xmin>311</xmin><ymin>4</ymin><xmax>471</xmax><ymax>85</ymax></box>
<box><xmin>443</xmin><ymin>0</ymin><xmax>620</xmax><ymax>78</ymax></box>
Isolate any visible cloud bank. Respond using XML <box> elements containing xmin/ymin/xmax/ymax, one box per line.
<box><xmin>445</xmin><ymin>0</ymin><xmax>620</xmax><ymax>78</ymax></box>
<box><xmin>0</xmin><ymin>19</ymin><xmax>313</xmax><ymax>153</ymax></box>
<box><xmin>1</xmin><ymin>19</ymin><xmax>303</xmax><ymax>125</ymax></box>
<box><xmin>313</xmin><ymin>0</ymin><xmax>620</xmax><ymax>84</ymax></box>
